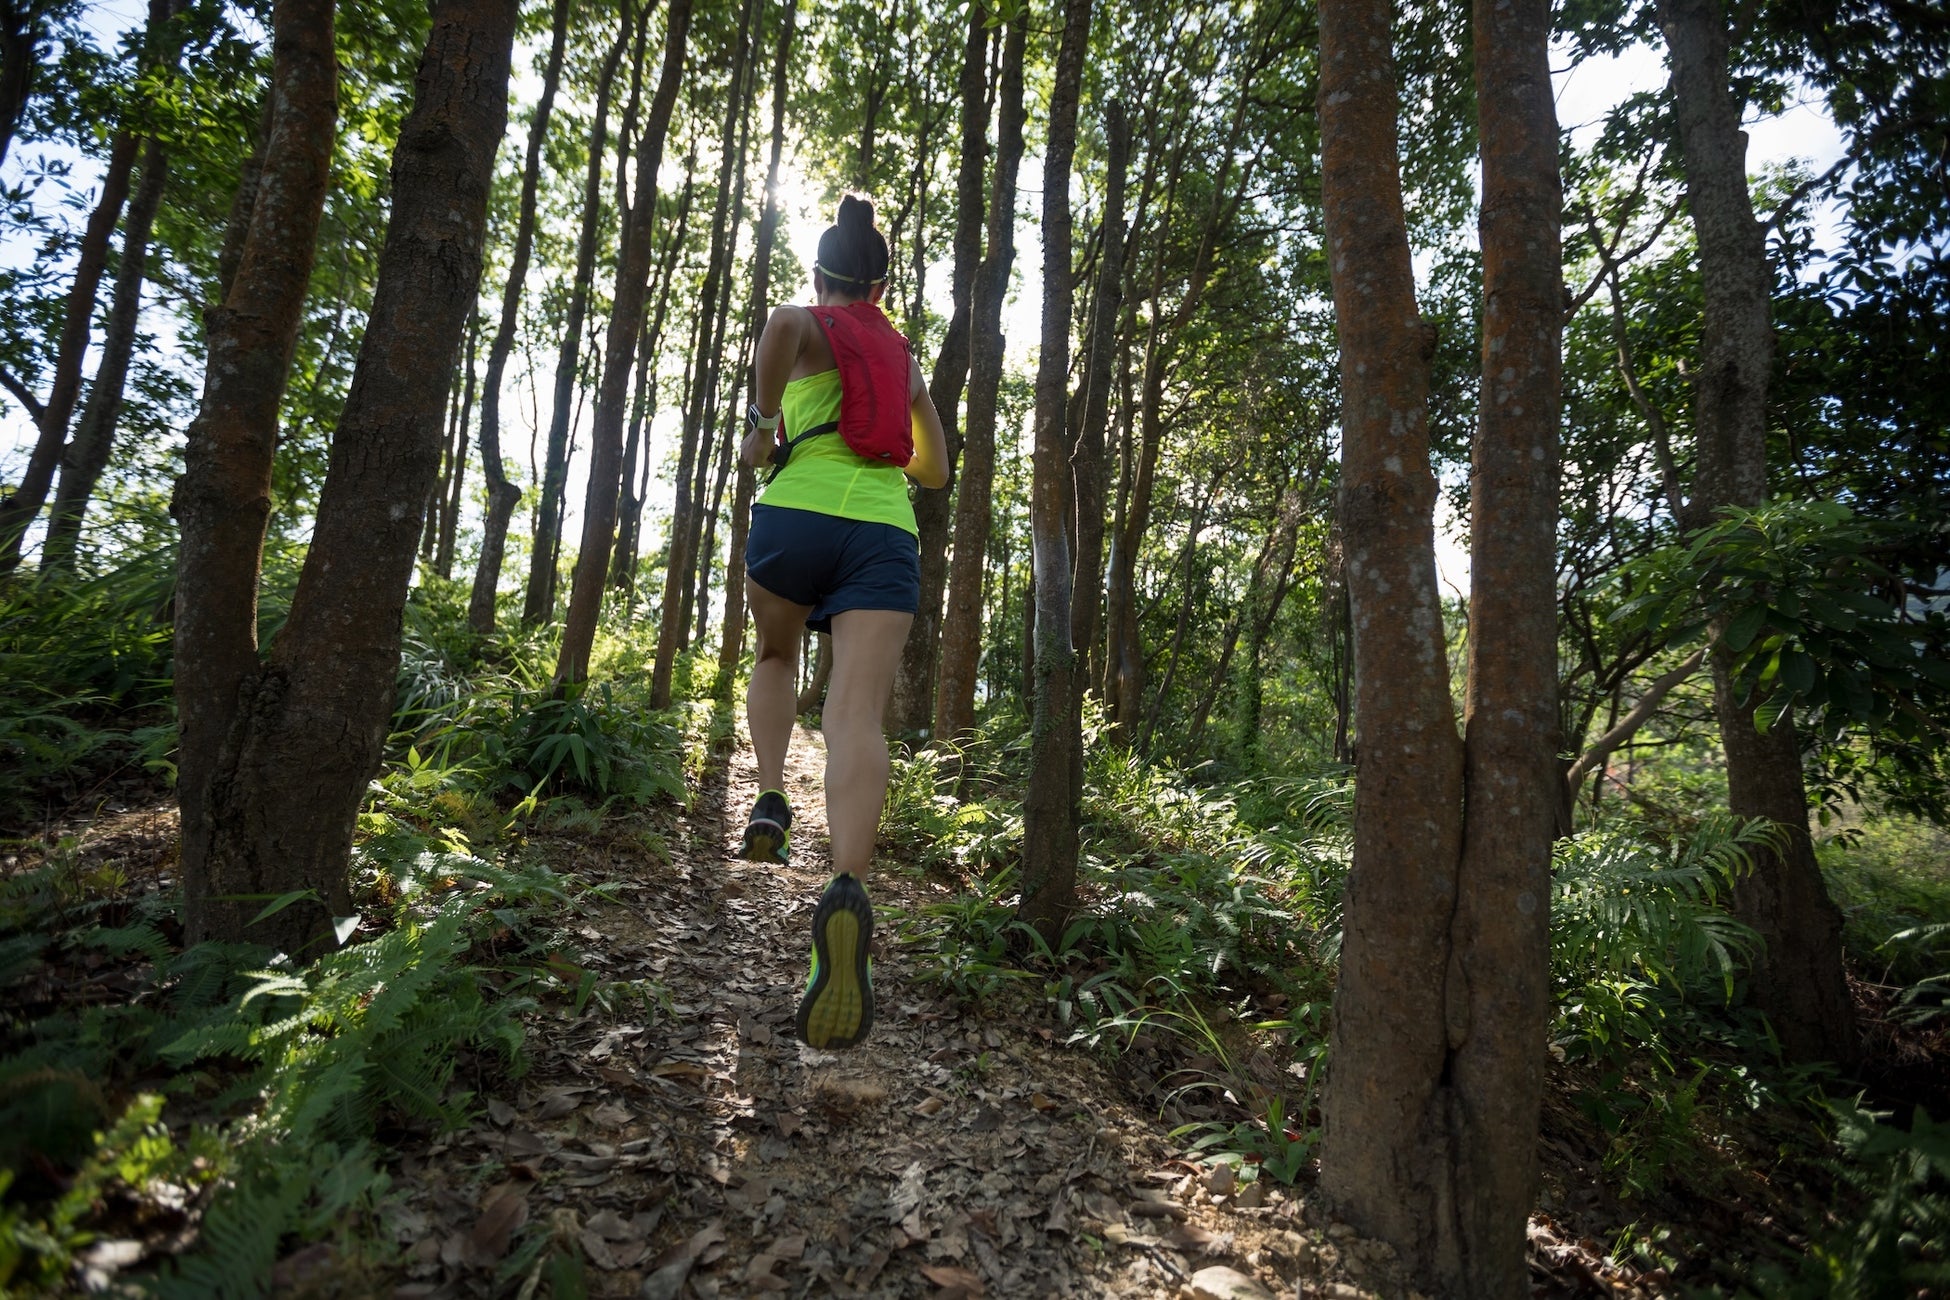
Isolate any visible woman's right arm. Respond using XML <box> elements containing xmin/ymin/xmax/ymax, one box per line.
<box><xmin>741</xmin><ymin>306</ymin><xmax>809</xmax><ymax>468</ymax></box>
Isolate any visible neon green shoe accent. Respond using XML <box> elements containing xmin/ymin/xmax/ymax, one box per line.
<box><xmin>796</xmin><ymin>873</ymin><xmax>875</xmax><ymax>1049</ymax></box>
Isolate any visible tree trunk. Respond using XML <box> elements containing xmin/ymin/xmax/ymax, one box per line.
<box><xmin>42</xmin><ymin>135</ymin><xmax>169</xmax><ymax>573</ymax></box>
<box><xmin>650</xmin><ymin>0</ymin><xmax>757</xmax><ymax>706</ymax></box>
<box><xmin>468</xmin><ymin>0</ymin><xmax>588</xmax><ymax>633</ymax></box>
<box><xmin>1658</xmin><ymin>0</ymin><xmax>1856</xmax><ymax>1065</ymax></box>
<box><xmin>797</xmin><ymin>631</ymin><xmax>832</xmax><ymax>714</ymax></box>
<box><xmin>892</xmin><ymin>4</ymin><xmax>988</xmax><ymax>735</ymax></box>
<box><xmin>1018</xmin><ymin>0</ymin><xmax>1093</xmax><ymax>935</ymax></box>
<box><xmin>1315</xmin><ymin>0</ymin><xmax>1563</xmax><ymax>1291</ymax></box>
<box><xmin>1448</xmin><ymin>0</ymin><xmax>1562</xmax><ymax>1283</ymax></box>
<box><xmin>1138</xmin><ymin>484</ymin><xmax>1215</xmax><ymax>758</ymax></box>
<box><xmin>934</xmin><ymin>10</ymin><xmax>1025</xmax><ymax>741</ymax></box>
<box><xmin>0</xmin><ymin>132</ymin><xmax>136</xmax><ymax>572</ymax></box>
<box><xmin>185</xmin><ymin>0</ymin><xmax>514</xmax><ymax>956</ymax></box>
<box><xmin>554</xmin><ymin>0</ymin><xmax>694</xmax><ymax>687</ymax></box>
<box><xmin>1069</xmin><ymin>99</ymin><xmax>1126</xmax><ymax>685</ymax></box>
<box><xmin>170</xmin><ymin>0</ymin><xmax>337</xmax><ymax>948</ymax></box>
<box><xmin>0</xmin><ymin>0</ymin><xmax>43</xmax><ymax>172</ymax></box>
<box><xmin>682</xmin><ymin>75</ymin><xmax>756</xmax><ymax>655</ymax></box>
<box><xmin>614</xmin><ymin>137</ymin><xmax>699</xmax><ymax>592</ymax></box>
<box><xmin>717</xmin><ymin>0</ymin><xmax>797</xmax><ymax>687</ymax></box>
<box><xmin>525</xmin><ymin>0</ymin><xmax>642</xmax><ymax>627</ymax></box>
<box><xmin>435</xmin><ymin>317</ymin><xmax>477</xmax><ymax>578</ymax></box>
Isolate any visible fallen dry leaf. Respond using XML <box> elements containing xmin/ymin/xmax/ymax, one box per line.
<box><xmin>639</xmin><ymin>1220</ymin><xmax>726</xmax><ymax>1300</ymax></box>
<box><xmin>466</xmin><ymin>1187</ymin><xmax>528</xmax><ymax>1267</ymax></box>
<box><xmin>920</xmin><ymin>1263</ymin><xmax>986</xmax><ymax>1297</ymax></box>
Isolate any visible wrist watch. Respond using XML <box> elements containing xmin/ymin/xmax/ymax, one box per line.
<box><xmin>747</xmin><ymin>404</ymin><xmax>781</xmax><ymax>433</ymax></box>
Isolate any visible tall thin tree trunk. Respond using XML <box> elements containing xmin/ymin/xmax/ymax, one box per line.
<box><xmin>554</xmin><ymin>0</ymin><xmax>694</xmax><ymax>686</ymax></box>
<box><xmin>1018</xmin><ymin>0</ymin><xmax>1093</xmax><ymax>933</ymax></box>
<box><xmin>435</xmin><ymin>317</ymin><xmax>477</xmax><ymax>578</ymax></box>
<box><xmin>0</xmin><ymin>132</ymin><xmax>137</xmax><ymax>572</ymax></box>
<box><xmin>468</xmin><ymin>0</ymin><xmax>587</xmax><ymax>633</ymax></box>
<box><xmin>934</xmin><ymin>10</ymin><xmax>1025</xmax><ymax>741</ymax></box>
<box><xmin>1069</xmin><ymin>98</ymin><xmax>1126</xmax><ymax>696</ymax></box>
<box><xmin>0</xmin><ymin>0</ymin><xmax>43</xmax><ymax>173</ymax></box>
<box><xmin>717</xmin><ymin>0</ymin><xmax>797</xmax><ymax>686</ymax></box>
<box><xmin>1659</xmin><ymin>0</ymin><xmax>1856</xmax><ymax>1065</ymax></box>
<box><xmin>526</xmin><ymin>0</ymin><xmax>643</xmax><ymax>626</ymax></box>
<box><xmin>42</xmin><ymin>135</ymin><xmax>170</xmax><ymax>573</ymax></box>
<box><xmin>682</xmin><ymin>69</ymin><xmax>756</xmax><ymax>654</ymax></box>
<box><xmin>892</xmin><ymin>0</ymin><xmax>987</xmax><ymax>735</ymax></box>
<box><xmin>651</xmin><ymin>0</ymin><xmax>756</xmax><ymax>706</ymax></box>
<box><xmin>187</xmin><ymin>0</ymin><xmax>515</xmax><ymax>956</ymax></box>
<box><xmin>171</xmin><ymin>0</ymin><xmax>337</xmax><ymax>947</ymax></box>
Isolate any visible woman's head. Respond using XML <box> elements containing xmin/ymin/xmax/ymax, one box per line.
<box><xmin>814</xmin><ymin>194</ymin><xmax>890</xmax><ymax>302</ymax></box>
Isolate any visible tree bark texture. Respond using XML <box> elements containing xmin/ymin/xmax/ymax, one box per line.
<box><xmin>1314</xmin><ymin>0</ymin><xmax>1465</xmax><ymax>1277</ymax></box>
<box><xmin>43</xmin><ymin>135</ymin><xmax>170</xmax><ymax>573</ymax></box>
<box><xmin>1449</xmin><ymin>0</ymin><xmax>1562</xmax><ymax>1286</ymax></box>
<box><xmin>651</xmin><ymin>0</ymin><xmax>756</xmax><ymax>707</ymax></box>
<box><xmin>0</xmin><ymin>132</ymin><xmax>136</xmax><ymax>572</ymax></box>
<box><xmin>717</xmin><ymin>0</ymin><xmax>796</xmax><ymax>686</ymax></box>
<box><xmin>186</xmin><ymin>0</ymin><xmax>514</xmax><ymax>956</ymax></box>
<box><xmin>934</xmin><ymin>10</ymin><xmax>1025</xmax><ymax>742</ymax></box>
<box><xmin>1659</xmin><ymin>0</ymin><xmax>1856</xmax><ymax>1064</ymax></box>
<box><xmin>1019</xmin><ymin>0</ymin><xmax>1093</xmax><ymax>934</ymax></box>
<box><xmin>1315</xmin><ymin>0</ymin><xmax>1564</xmax><ymax>1292</ymax></box>
<box><xmin>890</xmin><ymin>1</ymin><xmax>988</xmax><ymax>734</ymax></box>
<box><xmin>554</xmin><ymin>0</ymin><xmax>693</xmax><ymax>687</ymax></box>
<box><xmin>525</xmin><ymin>0</ymin><xmax>643</xmax><ymax>627</ymax></box>
<box><xmin>467</xmin><ymin>0</ymin><xmax>588</xmax><ymax>633</ymax></box>
<box><xmin>171</xmin><ymin>0</ymin><xmax>338</xmax><ymax>947</ymax></box>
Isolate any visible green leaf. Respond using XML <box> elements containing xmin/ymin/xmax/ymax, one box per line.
<box><xmin>1722</xmin><ymin>604</ymin><xmax>1768</xmax><ymax>653</ymax></box>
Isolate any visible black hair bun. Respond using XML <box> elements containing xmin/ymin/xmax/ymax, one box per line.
<box><xmin>837</xmin><ymin>193</ymin><xmax>876</xmax><ymax>231</ymax></box>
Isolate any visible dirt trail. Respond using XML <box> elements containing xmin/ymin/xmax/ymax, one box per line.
<box><xmin>388</xmin><ymin>720</ymin><xmax>1342</xmax><ymax>1300</ymax></box>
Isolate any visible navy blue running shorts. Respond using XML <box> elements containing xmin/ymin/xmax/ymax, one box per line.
<box><xmin>745</xmin><ymin>503</ymin><xmax>921</xmax><ymax>635</ymax></box>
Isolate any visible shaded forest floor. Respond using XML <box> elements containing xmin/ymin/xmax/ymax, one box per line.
<box><xmin>12</xmin><ymin>715</ymin><xmax>1942</xmax><ymax>1297</ymax></box>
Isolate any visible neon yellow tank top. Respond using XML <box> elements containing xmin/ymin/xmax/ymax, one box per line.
<box><xmin>757</xmin><ymin>367</ymin><xmax>917</xmax><ymax>535</ymax></box>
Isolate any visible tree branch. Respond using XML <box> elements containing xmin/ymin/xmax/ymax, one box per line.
<box><xmin>0</xmin><ymin>362</ymin><xmax>42</xmax><ymax>422</ymax></box>
<box><xmin>1565</xmin><ymin>645</ymin><xmax>1707</xmax><ymax>797</ymax></box>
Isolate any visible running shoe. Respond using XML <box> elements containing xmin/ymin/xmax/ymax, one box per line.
<box><xmin>796</xmin><ymin>872</ymin><xmax>874</xmax><ymax>1049</ymax></box>
<box><xmin>741</xmin><ymin>789</ymin><xmax>792</xmax><ymax>863</ymax></box>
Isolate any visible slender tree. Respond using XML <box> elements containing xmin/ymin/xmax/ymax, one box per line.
<box><xmin>468</xmin><ymin>0</ymin><xmax>588</xmax><ymax>634</ymax></box>
<box><xmin>555</xmin><ymin>0</ymin><xmax>695</xmax><ymax>686</ymax></box>
<box><xmin>892</xmin><ymin>0</ymin><xmax>987</xmax><ymax>735</ymax></box>
<box><xmin>434</xmin><ymin>317</ymin><xmax>478</xmax><ymax>578</ymax></box>
<box><xmin>526</xmin><ymin>0</ymin><xmax>646</xmax><ymax>626</ymax></box>
<box><xmin>0</xmin><ymin>132</ymin><xmax>136</xmax><ymax>572</ymax></box>
<box><xmin>716</xmin><ymin>0</ymin><xmax>796</xmax><ymax>685</ymax></box>
<box><xmin>42</xmin><ymin>135</ymin><xmax>169</xmax><ymax>572</ymax></box>
<box><xmin>934</xmin><ymin>8</ymin><xmax>1025</xmax><ymax>740</ymax></box>
<box><xmin>650</xmin><ymin>0</ymin><xmax>756</xmax><ymax>706</ymax></box>
<box><xmin>1019</xmin><ymin>0</ymin><xmax>1094</xmax><ymax>932</ymax></box>
<box><xmin>1658</xmin><ymin>0</ymin><xmax>1857</xmax><ymax>1065</ymax></box>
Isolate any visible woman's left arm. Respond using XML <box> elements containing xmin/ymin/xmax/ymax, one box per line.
<box><xmin>741</xmin><ymin>306</ymin><xmax>809</xmax><ymax>468</ymax></box>
<box><xmin>904</xmin><ymin>355</ymin><xmax>950</xmax><ymax>489</ymax></box>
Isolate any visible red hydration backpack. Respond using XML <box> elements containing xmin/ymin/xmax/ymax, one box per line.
<box><xmin>778</xmin><ymin>301</ymin><xmax>914</xmax><ymax>468</ymax></box>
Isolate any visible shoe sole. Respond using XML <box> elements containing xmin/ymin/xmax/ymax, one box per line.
<box><xmin>741</xmin><ymin>817</ymin><xmax>788</xmax><ymax>863</ymax></box>
<box><xmin>797</xmin><ymin>882</ymin><xmax>873</xmax><ymax>1049</ymax></box>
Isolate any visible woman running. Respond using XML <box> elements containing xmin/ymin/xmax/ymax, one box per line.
<box><xmin>737</xmin><ymin>195</ymin><xmax>949</xmax><ymax>1050</ymax></box>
